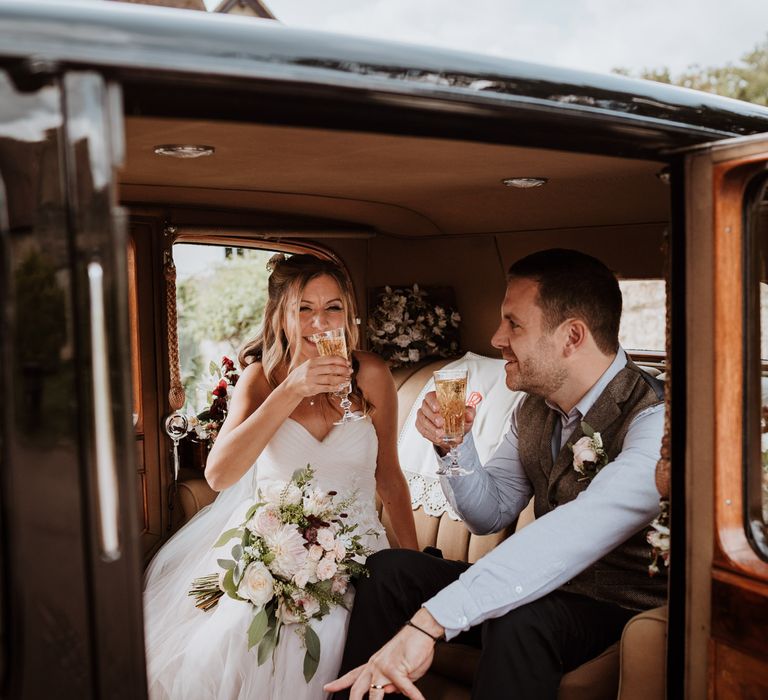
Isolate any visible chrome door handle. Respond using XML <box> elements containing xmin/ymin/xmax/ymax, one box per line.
<box><xmin>87</xmin><ymin>261</ymin><xmax>121</xmax><ymax>561</ymax></box>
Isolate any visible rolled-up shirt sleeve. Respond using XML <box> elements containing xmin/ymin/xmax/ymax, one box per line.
<box><xmin>425</xmin><ymin>403</ymin><xmax>664</xmax><ymax>640</ymax></box>
<box><xmin>436</xmin><ymin>401</ymin><xmax>534</xmax><ymax>535</ymax></box>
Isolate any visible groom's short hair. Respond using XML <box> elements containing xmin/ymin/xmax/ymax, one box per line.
<box><xmin>507</xmin><ymin>249</ymin><xmax>622</xmax><ymax>355</ymax></box>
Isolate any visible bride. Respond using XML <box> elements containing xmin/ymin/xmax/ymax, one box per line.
<box><xmin>144</xmin><ymin>253</ymin><xmax>418</xmax><ymax>699</ymax></box>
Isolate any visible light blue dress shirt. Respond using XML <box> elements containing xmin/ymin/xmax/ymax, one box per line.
<box><xmin>423</xmin><ymin>348</ymin><xmax>664</xmax><ymax>640</ymax></box>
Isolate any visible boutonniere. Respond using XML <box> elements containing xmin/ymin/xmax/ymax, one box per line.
<box><xmin>569</xmin><ymin>421</ymin><xmax>608</xmax><ymax>482</ymax></box>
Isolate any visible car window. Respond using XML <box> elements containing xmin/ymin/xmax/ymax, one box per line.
<box><xmin>618</xmin><ymin>279</ymin><xmax>666</xmax><ymax>353</ymax></box>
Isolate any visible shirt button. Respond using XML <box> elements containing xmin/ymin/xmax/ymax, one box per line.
<box><xmin>515</xmin><ymin>585</ymin><xmax>523</xmax><ymax>594</ymax></box>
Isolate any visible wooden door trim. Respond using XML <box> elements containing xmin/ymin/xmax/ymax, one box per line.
<box><xmin>712</xmin><ymin>155</ymin><xmax>768</xmax><ymax>580</ymax></box>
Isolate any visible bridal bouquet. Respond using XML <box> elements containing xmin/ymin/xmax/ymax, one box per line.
<box><xmin>189</xmin><ymin>466</ymin><xmax>372</xmax><ymax>682</ymax></box>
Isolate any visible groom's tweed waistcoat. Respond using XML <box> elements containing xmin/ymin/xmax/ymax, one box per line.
<box><xmin>517</xmin><ymin>358</ymin><xmax>666</xmax><ymax>611</ymax></box>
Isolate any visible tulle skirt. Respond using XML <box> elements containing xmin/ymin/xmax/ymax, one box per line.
<box><xmin>143</xmin><ymin>476</ymin><xmax>385</xmax><ymax>700</ymax></box>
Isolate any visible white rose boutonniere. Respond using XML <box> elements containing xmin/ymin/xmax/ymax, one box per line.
<box><xmin>569</xmin><ymin>421</ymin><xmax>608</xmax><ymax>482</ymax></box>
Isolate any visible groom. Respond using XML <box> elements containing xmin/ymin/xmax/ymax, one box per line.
<box><xmin>326</xmin><ymin>249</ymin><xmax>666</xmax><ymax>699</ymax></box>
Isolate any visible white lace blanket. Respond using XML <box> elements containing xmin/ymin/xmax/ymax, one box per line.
<box><xmin>398</xmin><ymin>352</ymin><xmax>525</xmax><ymax>519</ymax></box>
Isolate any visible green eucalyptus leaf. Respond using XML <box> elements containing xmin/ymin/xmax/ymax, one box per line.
<box><xmin>581</xmin><ymin>421</ymin><xmax>595</xmax><ymax>438</ymax></box>
<box><xmin>304</xmin><ymin>624</ymin><xmax>321</xmax><ymax>660</ymax></box>
<box><xmin>222</xmin><ymin>568</ymin><xmax>239</xmax><ymax>599</ymax></box>
<box><xmin>231</xmin><ymin>544</ymin><xmax>243</xmax><ymax>560</ymax></box>
<box><xmin>209</xmin><ymin>360</ymin><xmax>218</xmax><ymax>375</ymax></box>
<box><xmin>213</xmin><ymin>528</ymin><xmax>243</xmax><ymax>548</ymax></box>
<box><xmin>257</xmin><ymin>624</ymin><xmax>278</xmax><ymax>666</ymax></box>
<box><xmin>233</xmin><ymin>561</ymin><xmax>244</xmax><ymax>586</ymax></box>
<box><xmin>303</xmin><ymin>649</ymin><xmax>320</xmax><ymax>683</ymax></box>
<box><xmin>247</xmin><ymin>608</ymin><xmax>269</xmax><ymax>650</ymax></box>
<box><xmin>216</xmin><ymin>558</ymin><xmax>235</xmax><ymax>570</ymax></box>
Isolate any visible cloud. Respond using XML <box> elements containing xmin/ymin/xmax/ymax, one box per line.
<box><xmin>229</xmin><ymin>0</ymin><xmax>768</xmax><ymax>76</ymax></box>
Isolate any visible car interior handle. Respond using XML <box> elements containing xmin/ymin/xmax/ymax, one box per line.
<box><xmin>88</xmin><ymin>261</ymin><xmax>121</xmax><ymax>561</ymax></box>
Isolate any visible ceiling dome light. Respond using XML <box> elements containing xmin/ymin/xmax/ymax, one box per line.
<box><xmin>501</xmin><ymin>177</ymin><xmax>548</xmax><ymax>188</ymax></box>
<box><xmin>153</xmin><ymin>144</ymin><xmax>215</xmax><ymax>159</ymax></box>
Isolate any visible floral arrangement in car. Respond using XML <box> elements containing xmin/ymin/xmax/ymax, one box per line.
<box><xmin>647</xmin><ymin>499</ymin><xmax>670</xmax><ymax>576</ymax></box>
<box><xmin>367</xmin><ymin>284</ymin><xmax>461</xmax><ymax>367</ymax></box>
<box><xmin>188</xmin><ymin>355</ymin><xmax>240</xmax><ymax>447</ymax></box>
<box><xmin>188</xmin><ymin>465</ymin><xmax>373</xmax><ymax>682</ymax></box>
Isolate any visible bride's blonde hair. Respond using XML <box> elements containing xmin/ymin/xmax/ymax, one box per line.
<box><xmin>239</xmin><ymin>254</ymin><xmax>366</xmax><ymax>402</ymax></box>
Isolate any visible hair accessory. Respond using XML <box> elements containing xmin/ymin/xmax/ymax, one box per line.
<box><xmin>266</xmin><ymin>252</ymin><xmax>287</xmax><ymax>272</ymax></box>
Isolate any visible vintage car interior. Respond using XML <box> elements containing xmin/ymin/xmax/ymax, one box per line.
<box><xmin>2</xmin><ymin>2</ymin><xmax>768</xmax><ymax>699</ymax></box>
<box><xmin>125</xmin><ymin>116</ymin><xmax>671</xmax><ymax>700</ymax></box>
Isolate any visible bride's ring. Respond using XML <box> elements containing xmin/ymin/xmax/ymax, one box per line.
<box><xmin>370</xmin><ymin>682</ymin><xmax>386</xmax><ymax>689</ymax></box>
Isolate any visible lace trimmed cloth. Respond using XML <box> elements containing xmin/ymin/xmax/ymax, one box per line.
<box><xmin>398</xmin><ymin>352</ymin><xmax>525</xmax><ymax>520</ymax></box>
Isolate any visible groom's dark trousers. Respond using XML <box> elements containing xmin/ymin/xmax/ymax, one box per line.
<box><xmin>334</xmin><ymin>549</ymin><xmax>636</xmax><ymax>700</ymax></box>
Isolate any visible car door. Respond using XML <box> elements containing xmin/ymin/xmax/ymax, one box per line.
<box><xmin>0</xmin><ymin>68</ymin><xmax>146</xmax><ymax>698</ymax></box>
<box><xmin>684</xmin><ymin>135</ymin><xmax>768</xmax><ymax>698</ymax></box>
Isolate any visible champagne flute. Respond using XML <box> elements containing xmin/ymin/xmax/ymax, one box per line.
<box><xmin>310</xmin><ymin>328</ymin><xmax>364</xmax><ymax>424</ymax></box>
<box><xmin>433</xmin><ymin>368</ymin><xmax>473</xmax><ymax>476</ymax></box>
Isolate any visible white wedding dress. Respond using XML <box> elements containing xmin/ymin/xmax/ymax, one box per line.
<box><xmin>144</xmin><ymin>416</ymin><xmax>388</xmax><ymax>700</ymax></box>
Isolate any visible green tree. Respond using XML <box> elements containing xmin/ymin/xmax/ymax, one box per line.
<box><xmin>614</xmin><ymin>34</ymin><xmax>768</xmax><ymax>106</ymax></box>
<box><xmin>177</xmin><ymin>248</ymin><xmax>273</xmax><ymax>408</ymax></box>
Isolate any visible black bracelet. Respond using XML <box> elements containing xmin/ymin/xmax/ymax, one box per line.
<box><xmin>404</xmin><ymin>619</ymin><xmax>442</xmax><ymax>643</ymax></box>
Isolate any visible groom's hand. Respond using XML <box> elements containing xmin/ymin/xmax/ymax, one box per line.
<box><xmin>416</xmin><ymin>391</ymin><xmax>476</xmax><ymax>455</ymax></box>
<box><xmin>323</xmin><ymin>609</ymin><xmax>444</xmax><ymax>699</ymax></box>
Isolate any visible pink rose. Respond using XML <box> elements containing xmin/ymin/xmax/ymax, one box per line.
<box><xmin>316</xmin><ymin>555</ymin><xmax>338</xmax><ymax>581</ymax></box>
<box><xmin>247</xmin><ymin>504</ymin><xmax>281</xmax><ymax>537</ymax></box>
<box><xmin>331</xmin><ymin>575</ymin><xmax>349</xmax><ymax>595</ymax></box>
<box><xmin>572</xmin><ymin>436</ymin><xmax>597</xmax><ymax>473</ymax></box>
<box><xmin>316</xmin><ymin>527</ymin><xmax>335</xmax><ymax>551</ymax></box>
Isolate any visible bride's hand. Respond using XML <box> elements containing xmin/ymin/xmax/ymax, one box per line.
<box><xmin>283</xmin><ymin>356</ymin><xmax>352</xmax><ymax>399</ymax></box>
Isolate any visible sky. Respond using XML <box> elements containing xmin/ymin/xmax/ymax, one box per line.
<box><xmin>203</xmin><ymin>0</ymin><xmax>768</xmax><ymax>77</ymax></box>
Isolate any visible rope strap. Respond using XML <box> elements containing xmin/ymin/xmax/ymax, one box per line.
<box><xmin>164</xmin><ymin>230</ymin><xmax>185</xmax><ymax>411</ymax></box>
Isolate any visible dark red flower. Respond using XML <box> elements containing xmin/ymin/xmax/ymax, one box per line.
<box><xmin>212</xmin><ymin>378</ymin><xmax>228</xmax><ymax>398</ymax></box>
<box><xmin>222</xmin><ymin>356</ymin><xmax>235</xmax><ymax>372</ymax></box>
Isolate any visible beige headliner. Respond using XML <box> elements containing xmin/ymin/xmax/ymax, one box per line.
<box><xmin>120</xmin><ymin>117</ymin><xmax>670</xmax><ymax>236</ymax></box>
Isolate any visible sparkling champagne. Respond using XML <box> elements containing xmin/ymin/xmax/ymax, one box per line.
<box><xmin>312</xmin><ymin>330</ymin><xmax>350</xmax><ymax>393</ymax></box>
<box><xmin>314</xmin><ymin>336</ymin><xmax>347</xmax><ymax>359</ymax></box>
<box><xmin>435</xmin><ymin>375</ymin><xmax>467</xmax><ymax>444</ymax></box>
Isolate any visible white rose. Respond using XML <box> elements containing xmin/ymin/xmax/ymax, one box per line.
<box><xmin>308</xmin><ymin>544</ymin><xmax>324</xmax><ymax>561</ymax></box>
<box><xmin>572</xmin><ymin>436</ymin><xmax>597</xmax><ymax>470</ymax></box>
<box><xmin>303</xmin><ymin>488</ymin><xmax>332</xmax><ymax>516</ymax></box>
<box><xmin>246</xmin><ymin>504</ymin><xmax>281</xmax><ymax>537</ymax></box>
<box><xmin>316</xmin><ymin>555</ymin><xmax>338</xmax><ymax>581</ymax></box>
<box><xmin>394</xmin><ymin>334</ymin><xmax>411</xmax><ymax>348</ymax></box>
<box><xmin>334</xmin><ymin>538</ymin><xmax>348</xmax><ymax>562</ymax></box>
<box><xmin>237</xmin><ymin>561</ymin><xmax>274</xmax><ymax>608</ymax></box>
<box><xmin>282</xmin><ymin>483</ymin><xmax>303</xmax><ymax>506</ymax></box>
<box><xmin>408</xmin><ymin>348</ymin><xmax>420</xmax><ymax>363</ymax></box>
<box><xmin>383</xmin><ymin>322</ymin><xmax>396</xmax><ymax>334</ymax></box>
<box><xmin>316</xmin><ymin>527</ymin><xmax>336</xmax><ymax>551</ymax></box>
